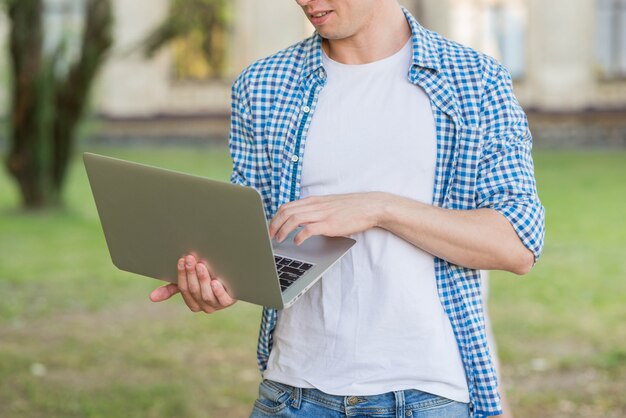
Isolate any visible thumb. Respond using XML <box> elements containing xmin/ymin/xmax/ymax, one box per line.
<box><xmin>149</xmin><ymin>283</ymin><xmax>180</xmax><ymax>302</ymax></box>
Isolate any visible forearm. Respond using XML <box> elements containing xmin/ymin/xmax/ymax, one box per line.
<box><xmin>374</xmin><ymin>192</ymin><xmax>535</xmax><ymax>274</ymax></box>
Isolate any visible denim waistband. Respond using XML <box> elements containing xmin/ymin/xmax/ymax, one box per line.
<box><xmin>263</xmin><ymin>380</ymin><xmax>461</xmax><ymax>417</ymax></box>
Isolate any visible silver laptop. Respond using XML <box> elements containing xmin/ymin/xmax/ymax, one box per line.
<box><xmin>83</xmin><ymin>152</ymin><xmax>355</xmax><ymax>309</ymax></box>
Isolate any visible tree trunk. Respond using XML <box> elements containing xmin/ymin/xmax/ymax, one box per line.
<box><xmin>51</xmin><ymin>0</ymin><xmax>113</xmax><ymax>192</ymax></box>
<box><xmin>3</xmin><ymin>0</ymin><xmax>113</xmax><ymax>210</ymax></box>
<box><xmin>5</xmin><ymin>0</ymin><xmax>48</xmax><ymax>208</ymax></box>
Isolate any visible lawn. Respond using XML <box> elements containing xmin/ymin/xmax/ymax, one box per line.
<box><xmin>0</xmin><ymin>146</ymin><xmax>624</xmax><ymax>418</ymax></box>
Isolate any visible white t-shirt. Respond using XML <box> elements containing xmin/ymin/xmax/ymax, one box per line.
<box><xmin>263</xmin><ymin>40</ymin><xmax>469</xmax><ymax>403</ymax></box>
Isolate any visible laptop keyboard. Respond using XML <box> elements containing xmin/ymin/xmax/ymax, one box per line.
<box><xmin>274</xmin><ymin>255</ymin><xmax>314</xmax><ymax>292</ymax></box>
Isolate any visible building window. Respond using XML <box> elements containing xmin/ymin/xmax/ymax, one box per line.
<box><xmin>450</xmin><ymin>0</ymin><xmax>528</xmax><ymax>80</ymax></box>
<box><xmin>596</xmin><ymin>0</ymin><xmax>626</xmax><ymax>79</ymax></box>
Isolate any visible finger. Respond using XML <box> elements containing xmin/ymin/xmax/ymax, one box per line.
<box><xmin>197</xmin><ymin>257</ymin><xmax>211</xmax><ymax>269</ymax></box>
<box><xmin>189</xmin><ymin>251</ymin><xmax>200</xmax><ymax>263</ymax></box>
<box><xmin>294</xmin><ymin>223</ymin><xmax>325</xmax><ymax>246</ymax></box>
<box><xmin>269</xmin><ymin>201</ymin><xmax>318</xmax><ymax>238</ymax></box>
<box><xmin>211</xmin><ymin>279</ymin><xmax>236</xmax><ymax>307</ymax></box>
<box><xmin>275</xmin><ymin>211</ymin><xmax>324</xmax><ymax>243</ymax></box>
<box><xmin>184</xmin><ymin>255</ymin><xmax>202</xmax><ymax>299</ymax></box>
<box><xmin>196</xmin><ymin>262</ymin><xmax>218</xmax><ymax>308</ymax></box>
<box><xmin>268</xmin><ymin>209</ymin><xmax>288</xmax><ymax>239</ymax></box>
<box><xmin>149</xmin><ymin>283</ymin><xmax>180</xmax><ymax>302</ymax></box>
<box><xmin>178</xmin><ymin>256</ymin><xmax>202</xmax><ymax>312</ymax></box>
<box><xmin>280</xmin><ymin>195</ymin><xmax>321</xmax><ymax>208</ymax></box>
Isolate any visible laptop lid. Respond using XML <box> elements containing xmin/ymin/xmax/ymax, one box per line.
<box><xmin>83</xmin><ymin>152</ymin><xmax>354</xmax><ymax>309</ymax></box>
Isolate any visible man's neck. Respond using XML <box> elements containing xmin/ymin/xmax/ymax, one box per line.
<box><xmin>323</xmin><ymin>4</ymin><xmax>411</xmax><ymax>65</ymax></box>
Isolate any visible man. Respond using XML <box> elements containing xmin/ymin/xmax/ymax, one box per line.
<box><xmin>150</xmin><ymin>1</ymin><xmax>545</xmax><ymax>417</ymax></box>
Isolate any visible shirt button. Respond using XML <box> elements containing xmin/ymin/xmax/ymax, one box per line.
<box><xmin>302</xmin><ymin>105</ymin><xmax>311</xmax><ymax>113</ymax></box>
<box><xmin>291</xmin><ymin>155</ymin><xmax>299</xmax><ymax>163</ymax></box>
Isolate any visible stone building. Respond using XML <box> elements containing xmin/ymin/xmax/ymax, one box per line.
<box><xmin>422</xmin><ymin>0</ymin><xmax>626</xmax><ymax>112</ymax></box>
<box><xmin>0</xmin><ymin>0</ymin><xmax>625</xmax><ymax>145</ymax></box>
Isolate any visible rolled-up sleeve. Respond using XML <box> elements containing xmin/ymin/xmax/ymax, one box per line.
<box><xmin>229</xmin><ymin>74</ymin><xmax>254</xmax><ymax>187</ymax></box>
<box><xmin>476</xmin><ymin>64</ymin><xmax>545</xmax><ymax>261</ymax></box>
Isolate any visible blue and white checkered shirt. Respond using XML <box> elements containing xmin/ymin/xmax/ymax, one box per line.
<box><xmin>228</xmin><ymin>9</ymin><xmax>545</xmax><ymax>418</ymax></box>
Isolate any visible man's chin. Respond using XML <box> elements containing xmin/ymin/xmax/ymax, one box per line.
<box><xmin>316</xmin><ymin>29</ymin><xmax>348</xmax><ymax>41</ymax></box>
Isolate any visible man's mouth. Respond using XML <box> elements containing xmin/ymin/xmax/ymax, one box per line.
<box><xmin>307</xmin><ymin>9</ymin><xmax>333</xmax><ymax>25</ymax></box>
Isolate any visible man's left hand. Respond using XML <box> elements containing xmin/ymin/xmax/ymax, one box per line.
<box><xmin>269</xmin><ymin>192</ymin><xmax>386</xmax><ymax>245</ymax></box>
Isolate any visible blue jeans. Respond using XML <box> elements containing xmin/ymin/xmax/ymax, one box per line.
<box><xmin>249</xmin><ymin>380</ymin><xmax>470</xmax><ymax>418</ymax></box>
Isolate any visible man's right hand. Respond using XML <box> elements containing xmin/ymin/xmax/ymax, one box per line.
<box><xmin>149</xmin><ymin>254</ymin><xmax>237</xmax><ymax>313</ymax></box>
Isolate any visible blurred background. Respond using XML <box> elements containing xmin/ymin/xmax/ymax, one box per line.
<box><xmin>0</xmin><ymin>0</ymin><xmax>624</xmax><ymax>417</ymax></box>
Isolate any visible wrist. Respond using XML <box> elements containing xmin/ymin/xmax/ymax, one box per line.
<box><xmin>370</xmin><ymin>192</ymin><xmax>397</xmax><ymax>229</ymax></box>
<box><xmin>372</xmin><ymin>192</ymin><xmax>432</xmax><ymax>232</ymax></box>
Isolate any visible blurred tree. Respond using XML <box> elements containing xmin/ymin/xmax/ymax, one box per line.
<box><xmin>143</xmin><ymin>0</ymin><xmax>229</xmax><ymax>80</ymax></box>
<box><xmin>3</xmin><ymin>0</ymin><xmax>113</xmax><ymax>209</ymax></box>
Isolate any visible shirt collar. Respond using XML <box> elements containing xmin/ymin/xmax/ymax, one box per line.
<box><xmin>404</xmin><ymin>7</ymin><xmax>440</xmax><ymax>72</ymax></box>
<box><xmin>301</xmin><ymin>7</ymin><xmax>440</xmax><ymax>80</ymax></box>
<box><xmin>301</xmin><ymin>34</ymin><xmax>324</xmax><ymax>81</ymax></box>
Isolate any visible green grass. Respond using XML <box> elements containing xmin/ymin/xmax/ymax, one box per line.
<box><xmin>0</xmin><ymin>147</ymin><xmax>625</xmax><ymax>417</ymax></box>
<box><xmin>0</xmin><ymin>146</ymin><xmax>261</xmax><ymax>418</ymax></box>
<box><xmin>489</xmin><ymin>151</ymin><xmax>626</xmax><ymax>416</ymax></box>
